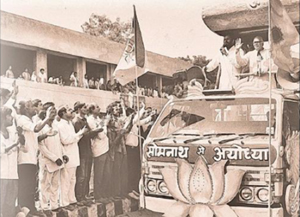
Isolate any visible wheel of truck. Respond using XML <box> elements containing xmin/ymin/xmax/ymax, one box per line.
<box><xmin>285</xmin><ymin>184</ymin><xmax>299</xmax><ymax>216</ymax></box>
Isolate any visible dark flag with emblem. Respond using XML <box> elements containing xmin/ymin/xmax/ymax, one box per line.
<box><xmin>113</xmin><ymin>6</ymin><xmax>147</xmax><ymax>85</ymax></box>
<box><xmin>270</xmin><ymin>0</ymin><xmax>299</xmax><ymax>74</ymax></box>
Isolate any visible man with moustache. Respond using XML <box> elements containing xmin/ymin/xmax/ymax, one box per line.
<box><xmin>204</xmin><ymin>35</ymin><xmax>243</xmax><ymax>89</ymax></box>
<box><xmin>56</xmin><ymin>105</ymin><xmax>86</xmax><ymax>209</ymax></box>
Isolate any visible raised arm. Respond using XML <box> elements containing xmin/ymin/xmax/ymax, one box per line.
<box><xmin>205</xmin><ymin>54</ymin><xmax>220</xmax><ymax>72</ymax></box>
<box><xmin>235</xmin><ymin>49</ymin><xmax>249</xmax><ymax>68</ymax></box>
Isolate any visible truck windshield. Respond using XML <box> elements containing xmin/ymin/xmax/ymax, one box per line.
<box><xmin>150</xmin><ymin>98</ymin><xmax>276</xmax><ymax>138</ymax></box>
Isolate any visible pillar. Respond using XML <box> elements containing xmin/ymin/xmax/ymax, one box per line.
<box><xmin>35</xmin><ymin>49</ymin><xmax>47</xmax><ymax>78</ymax></box>
<box><xmin>155</xmin><ymin>75</ymin><xmax>163</xmax><ymax>93</ymax></box>
<box><xmin>108</xmin><ymin>64</ymin><xmax>116</xmax><ymax>81</ymax></box>
<box><xmin>75</xmin><ymin>57</ymin><xmax>86</xmax><ymax>87</ymax></box>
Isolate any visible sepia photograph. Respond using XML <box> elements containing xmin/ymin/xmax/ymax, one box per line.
<box><xmin>0</xmin><ymin>0</ymin><xmax>299</xmax><ymax>216</ymax></box>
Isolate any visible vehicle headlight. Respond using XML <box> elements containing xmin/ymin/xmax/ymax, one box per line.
<box><xmin>240</xmin><ymin>187</ymin><xmax>253</xmax><ymax>201</ymax></box>
<box><xmin>147</xmin><ymin>180</ymin><xmax>156</xmax><ymax>192</ymax></box>
<box><xmin>257</xmin><ymin>188</ymin><xmax>269</xmax><ymax>202</ymax></box>
<box><xmin>158</xmin><ymin>181</ymin><xmax>169</xmax><ymax>194</ymax></box>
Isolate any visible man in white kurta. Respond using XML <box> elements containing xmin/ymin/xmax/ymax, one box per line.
<box><xmin>38</xmin><ymin>113</ymin><xmax>68</xmax><ymax>211</ymax></box>
<box><xmin>57</xmin><ymin>106</ymin><xmax>84</xmax><ymax>207</ymax></box>
<box><xmin>205</xmin><ymin>35</ymin><xmax>243</xmax><ymax>89</ymax></box>
<box><xmin>38</xmin><ymin>68</ymin><xmax>47</xmax><ymax>83</ymax></box>
<box><xmin>235</xmin><ymin>36</ymin><xmax>277</xmax><ymax>88</ymax></box>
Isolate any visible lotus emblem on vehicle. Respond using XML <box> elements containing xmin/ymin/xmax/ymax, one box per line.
<box><xmin>160</xmin><ymin>156</ymin><xmax>245</xmax><ymax>217</ymax></box>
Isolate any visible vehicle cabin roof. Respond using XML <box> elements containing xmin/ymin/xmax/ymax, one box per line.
<box><xmin>170</xmin><ymin>90</ymin><xmax>299</xmax><ymax>102</ymax></box>
<box><xmin>202</xmin><ymin>0</ymin><xmax>300</xmax><ymax>41</ymax></box>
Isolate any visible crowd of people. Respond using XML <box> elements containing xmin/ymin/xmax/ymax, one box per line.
<box><xmin>5</xmin><ymin>67</ymin><xmax>48</xmax><ymax>83</ymax></box>
<box><xmin>1</xmin><ymin>32</ymin><xmax>293</xmax><ymax>217</ymax></box>
<box><xmin>0</xmin><ymin>81</ymin><xmax>158</xmax><ymax>217</ymax></box>
<box><xmin>73</xmin><ymin>72</ymin><xmax>174</xmax><ymax>99</ymax></box>
<box><xmin>3</xmin><ymin>68</ymin><xmax>175</xmax><ymax>99</ymax></box>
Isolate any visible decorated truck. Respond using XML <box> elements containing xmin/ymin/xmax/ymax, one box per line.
<box><xmin>139</xmin><ymin>0</ymin><xmax>299</xmax><ymax>216</ymax></box>
<box><xmin>140</xmin><ymin>89</ymin><xmax>299</xmax><ymax>217</ymax></box>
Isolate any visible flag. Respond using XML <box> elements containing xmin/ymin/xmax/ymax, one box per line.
<box><xmin>133</xmin><ymin>5</ymin><xmax>145</xmax><ymax>68</ymax></box>
<box><xmin>270</xmin><ymin>0</ymin><xmax>299</xmax><ymax>74</ymax></box>
<box><xmin>113</xmin><ymin>6</ymin><xmax>147</xmax><ymax>85</ymax></box>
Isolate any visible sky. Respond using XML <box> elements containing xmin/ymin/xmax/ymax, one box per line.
<box><xmin>1</xmin><ymin>0</ymin><xmax>223</xmax><ymax>59</ymax></box>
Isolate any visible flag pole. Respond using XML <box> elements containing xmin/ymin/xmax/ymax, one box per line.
<box><xmin>135</xmin><ymin>65</ymin><xmax>146</xmax><ymax>210</ymax></box>
<box><xmin>130</xmin><ymin>5</ymin><xmax>147</xmax><ymax>209</ymax></box>
<box><xmin>268</xmin><ymin>1</ymin><xmax>272</xmax><ymax>217</ymax></box>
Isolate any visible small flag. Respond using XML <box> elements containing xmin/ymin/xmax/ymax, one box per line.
<box><xmin>113</xmin><ymin>6</ymin><xmax>147</xmax><ymax>85</ymax></box>
<box><xmin>270</xmin><ymin>0</ymin><xmax>299</xmax><ymax>73</ymax></box>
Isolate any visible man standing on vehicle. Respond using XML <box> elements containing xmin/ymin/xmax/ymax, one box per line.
<box><xmin>235</xmin><ymin>36</ymin><xmax>277</xmax><ymax>88</ymax></box>
<box><xmin>204</xmin><ymin>34</ymin><xmax>243</xmax><ymax>89</ymax></box>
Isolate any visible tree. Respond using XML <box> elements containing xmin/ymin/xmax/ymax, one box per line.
<box><xmin>82</xmin><ymin>14</ymin><xmax>132</xmax><ymax>44</ymax></box>
<box><xmin>178</xmin><ymin>55</ymin><xmax>219</xmax><ymax>89</ymax></box>
<box><xmin>191</xmin><ymin>55</ymin><xmax>210</xmax><ymax>67</ymax></box>
<box><xmin>178</xmin><ymin>55</ymin><xmax>210</xmax><ymax>67</ymax></box>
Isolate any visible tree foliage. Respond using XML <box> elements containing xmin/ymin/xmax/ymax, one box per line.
<box><xmin>82</xmin><ymin>14</ymin><xmax>131</xmax><ymax>44</ymax></box>
<box><xmin>178</xmin><ymin>55</ymin><xmax>219</xmax><ymax>88</ymax></box>
<box><xmin>178</xmin><ymin>55</ymin><xmax>210</xmax><ymax>67</ymax></box>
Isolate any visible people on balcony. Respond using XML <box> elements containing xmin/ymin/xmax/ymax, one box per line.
<box><xmin>22</xmin><ymin>69</ymin><xmax>31</xmax><ymax>81</ymax></box>
<box><xmin>38</xmin><ymin>68</ymin><xmax>48</xmax><ymax>83</ymax></box>
<box><xmin>88</xmin><ymin>77</ymin><xmax>95</xmax><ymax>89</ymax></box>
<box><xmin>31</xmin><ymin>71</ymin><xmax>38</xmax><ymax>82</ymax></box>
<box><xmin>99</xmin><ymin>78</ymin><xmax>106</xmax><ymax>90</ymax></box>
<box><xmin>5</xmin><ymin>66</ymin><xmax>15</xmax><ymax>79</ymax></box>
<box><xmin>106</xmin><ymin>79</ymin><xmax>113</xmax><ymax>91</ymax></box>
<box><xmin>2</xmin><ymin>65</ymin><xmax>172</xmax><ymax>99</ymax></box>
<box><xmin>70</xmin><ymin>71</ymin><xmax>79</xmax><ymax>87</ymax></box>
<box><xmin>83</xmin><ymin>74</ymin><xmax>89</xmax><ymax>89</ymax></box>
<box><xmin>95</xmin><ymin>78</ymin><xmax>100</xmax><ymax>90</ymax></box>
